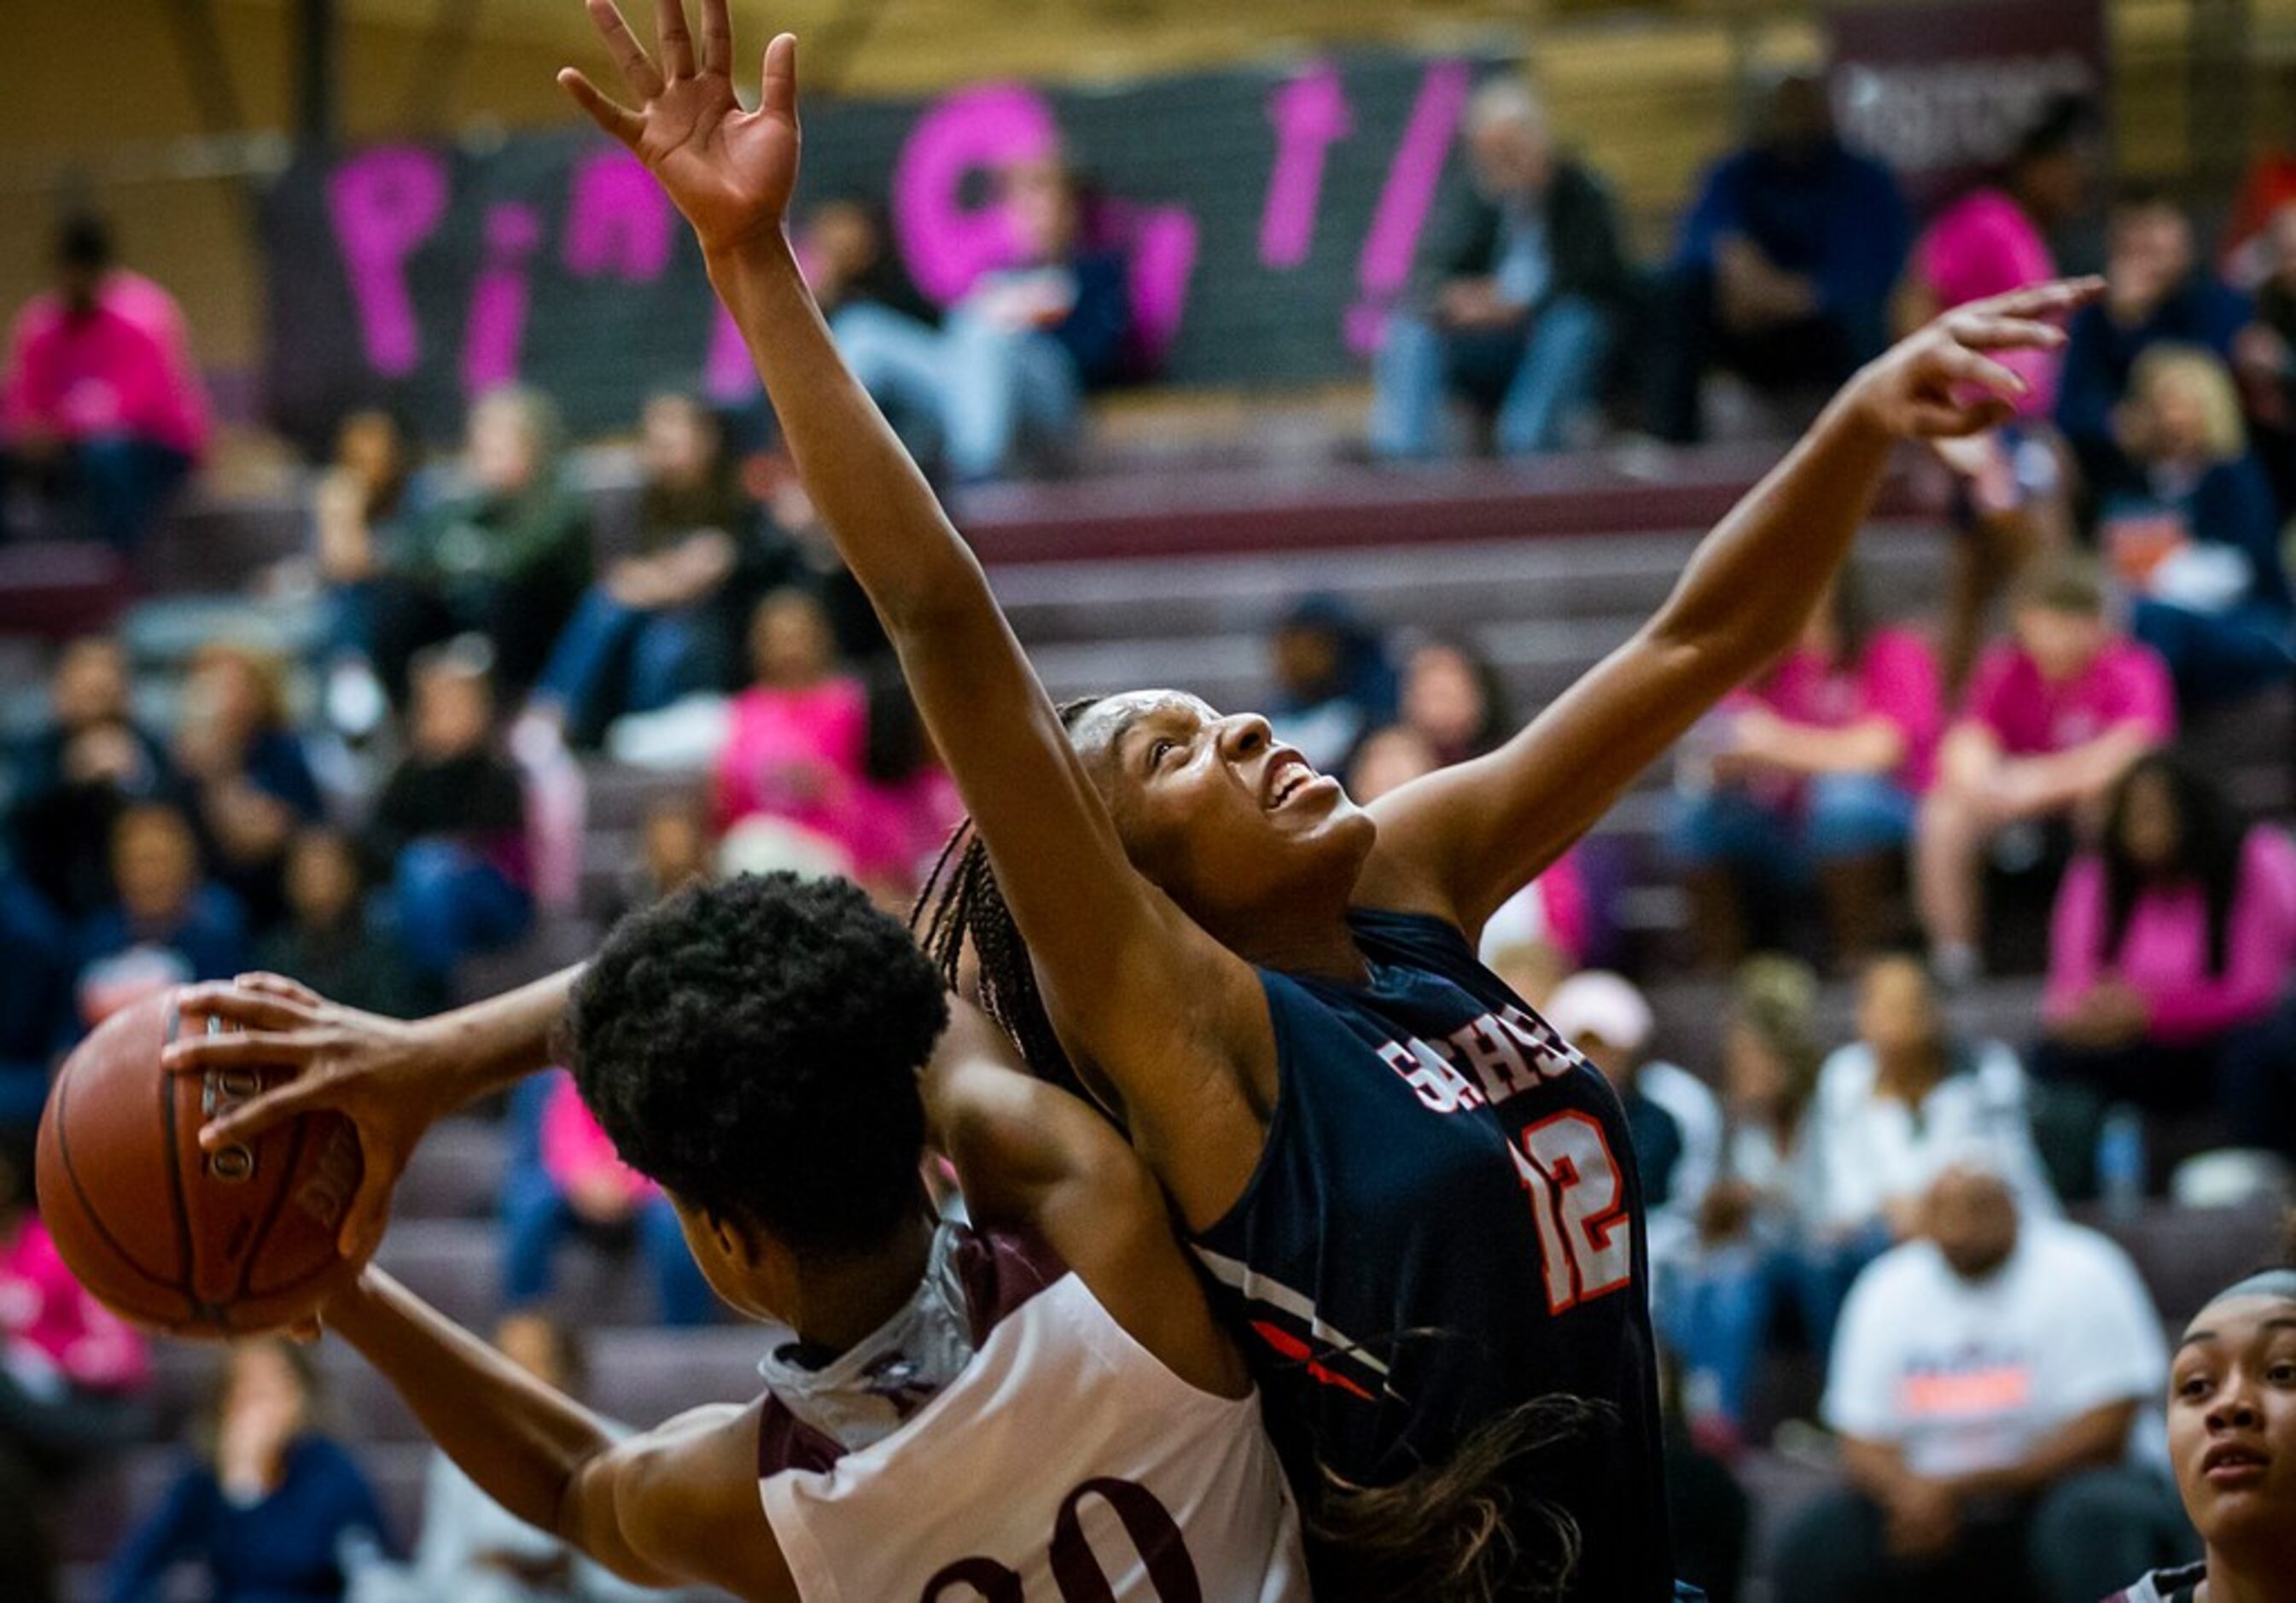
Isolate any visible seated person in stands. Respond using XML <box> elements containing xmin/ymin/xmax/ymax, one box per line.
<box><xmin>0</xmin><ymin>213</ymin><xmax>210</xmax><ymax>551</ymax></box>
<box><xmin>836</xmin><ymin>156</ymin><xmax>1132</xmax><ymax>483</ymax></box>
<box><xmin>2056</xmin><ymin>189</ymin><xmax>2250</xmax><ymax>504</ymax></box>
<box><xmin>76</xmin><ymin>802</ymin><xmax>248</xmax><ymax>1020</ymax></box>
<box><xmin>1774</xmin><ymin>1163</ymin><xmax>2194</xmax><ymax>1603</ymax></box>
<box><xmin>1264</xmin><ymin>595</ymin><xmax>1396</xmax><ymax>776</ymax></box>
<box><xmin>254</xmin><ymin>827</ymin><xmax>430</xmax><ymax>1020</ymax></box>
<box><xmin>1806</xmin><ymin>955</ymin><xmax>2058</xmax><ymax>1288</ymax></box>
<box><xmin>528</xmin><ymin>393</ymin><xmax>754</xmax><ymax>750</ymax></box>
<box><xmin>1369</xmin><ymin>78</ymin><xmax>1629</xmax><ymax>459</ymax></box>
<box><xmin>2095</xmin><ymin>345</ymin><xmax>2294</xmax><ymax>708</ymax></box>
<box><xmin>499</xmin><ymin>1070</ymin><xmax>714</xmax><ymax>1328</ymax></box>
<box><xmin>9</xmin><ymin>635</ymin><xmax>178</xmax><ymax>922</ymax></box>
<box><xmin>795</xmin><ymin>200</ymin><xmax>940</xmax><ymax>454</ymax></box>
<box><xmin>0</xmin><ymin>1128</ymin><xmax>149</xmax><ymax>1603</ymax></box>
<box><xmin>2038</xmin><ymin>754</ymin><xmax>2296</xmax><ymax>1153</ymax></box>
<box><xmin>107</xmin><ymin>1338</ymin><xmax>394</xmax><ymax>1603</ymax></box>
<box><xmin>2231</xmin><ymin>199</ymin><xmax>2296</xmax><ymax>510</ymax></box>
<box><xmin>307</xmin><ymin>410</ymin><xmax>424</xmax><ymax>735</ymax></box>
<box><xmin>606</xmin><ymin>795</ymin><xmax>713</xmax><ymax>923</ymax></box>
<box><xmin>0</xmin><ymin>874</ymin><xmax>72</xmax><ymax>1130</ymax></box>
<box><xmin>1649</xmin><ymin>71</ymin><xmax>1909</xmax><ymax>443</ymax></box>
<box><xmin>353</xmin><ymin>1312</ymin><xmax>669</xmax><ymax>1603</ymax></box>
<box><xmin>1396</xmin><ymin>631</ymin><xmax>1512</xmax><ymax>766</ymax></box>
<box><xmin>174</xmin><ymin>642</ymin><xmax>323</xmax><ymax>932</ymax></box>
<box><xmin>1664</xmin><ymin>956</ymin><xmax>1829</xmax><ymax>1454</ymax></box>
<box><xmin>367</xmin><ymin>644</ymin><xmax>532</xmax><ymax>988</ymax></box>
<box><xmin>1915</xmin><ymin>557</ymin><xmax>2176</xmax><ymax>986</ymax></box>
<box><xmin>1544</xmin><ymin>971</ymin><xmax>1722</xmax><ymax>1290</ymax></box>
<box><xmin>369</xmin><ymin>386</ymin><xmax>592</xmax><ymax>705</ymax></box>
<box><xmin>1670</xmin><ymin>566</ymin><xmax>1942</xmax><ymax>970</ymax></box>
<box><xmin>710</xmin><ymin>589</ymin><xmax>872</xmax><ymax>871</ymax></box>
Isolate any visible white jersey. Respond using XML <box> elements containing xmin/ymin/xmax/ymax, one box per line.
<box><xmin>756</xmin><ymin>1228</ymin><xmax>1308</xmax><ymax>1603</ymax></box>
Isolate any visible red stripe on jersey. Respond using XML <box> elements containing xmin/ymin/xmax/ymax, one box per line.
<box><xmin>1250</xmin><ymin>1320</ymin><xmax>1378</xmax><ymax>1402</ymax></box>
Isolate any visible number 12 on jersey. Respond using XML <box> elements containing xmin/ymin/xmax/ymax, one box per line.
<box><xmin>1509</xmin><ymin>1111</ymin><xmax>1635</xmax><ymax>1315</ymax></box>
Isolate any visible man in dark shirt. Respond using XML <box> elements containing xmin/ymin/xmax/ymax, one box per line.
<box><xmin>1372</xmin><ymin>78</ymin><xmax>1631</xmax><ymax>459</ymax></box>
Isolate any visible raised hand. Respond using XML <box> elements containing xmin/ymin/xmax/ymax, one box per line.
<box><xmin>559</xmin><ymin>0</ymin><xmax>799</xmax><ymax>255</ymax></box>
<box><xmin>1848</xmin><ymin>277</ymin><xmax>2105</xmax><ymax>440</ymax></box>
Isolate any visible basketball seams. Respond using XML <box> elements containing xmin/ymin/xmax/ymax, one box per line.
<box><xmin>155</xmin><ymin>1002</ymin><xmax>209</xmax><ymax>1324</ymax></box>
<box><xmin>234</xmin><ymin>1115</ymin><xmax>310</xmax><ymax>1303</ymax></box>
<box><xmin>50</xmin><ymin>1059</ymin><xmax>189</xmax><ymax>1310</ymax></box>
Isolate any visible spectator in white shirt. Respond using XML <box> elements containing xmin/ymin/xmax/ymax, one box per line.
<box><xmin>1774</xmin><ymin>1163</ymin><xmax>2194</xmax><ymax>1603</ymax></box>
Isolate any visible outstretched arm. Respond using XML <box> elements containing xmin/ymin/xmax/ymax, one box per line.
<box><xmin>560</xmin><ymin>1</ymin><xmax>1270</xmax><ymax>1224</ymax></box>
<box><xmin>324</xmin><ymin>1268</ymin><xmax>792</xmax><ymax>1600</ymax></box>
<box><xmin>1356</xmin><ymin>281</ymin><xmax>2102</xmax><ymax>938</ymax></box>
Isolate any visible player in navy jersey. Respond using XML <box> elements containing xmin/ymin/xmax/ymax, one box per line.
<box><xmin>2112</xmin><ymin>1216</ymin><xmax>2296</xmax><ymax>1603</ymax></box>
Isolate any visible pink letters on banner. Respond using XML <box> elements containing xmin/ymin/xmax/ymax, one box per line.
<box><xmin>1260</xmin><ymin>63</ymin><xmax>1352</xmax><ymax>269</ymax></box>
<box><xmin>462</xmin><ymin>203</ymin><xmax>543</xmax><ymax>394</ymax></box>
<box><xmin>1348</xmin><ymin>59</ymin><xmax>1471</xmax><ymax>354</ymax></box>
<box><xmin>891</xmin><ymin>84</ymin><xmax>1061</xmax><ymax>304</ymax></box>
<box><xmin>1128</xmin><ymin>206</ymin><xmax>1200</xmax><ymax>366</ymax></box>
<box><xmin>563</xmin><ymin>149</ymin><xmax>673</xmax><ymax>282</ymax></box>
<box><xmin>327</xmin><ymin>146</ymin><xmax>450</xmax><ymax>377</ymax></box>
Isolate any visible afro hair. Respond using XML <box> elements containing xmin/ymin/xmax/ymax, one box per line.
<box><xmin>567</xmin><ymin>872</ymin><xmax>948</xmax><ymax>1258</ymax></box>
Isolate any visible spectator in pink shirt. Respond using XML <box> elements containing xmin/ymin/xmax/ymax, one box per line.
<box><xmin>1670</xmin><ymin>568</ymin><xmax>1943</xmax><ymax>968</ymax></box>
<box><xmin>2037</xmin><ymin>754</ymin><xmax>2296</xmax><ymax>1151</ymax></box>
<box><xmin>1</xmin><ymin>214</ymin><xmax>211</xmax><ymax>552</ymax></box>
<box><xmin>1916</xmin><ymin>557</ymin><xmax>2177</xmax><ymax>985</ymax></box>
<box><xmin>711</xmin><ymin>587</ymin><xmax>873</xmax><ymax>866</ymax></box>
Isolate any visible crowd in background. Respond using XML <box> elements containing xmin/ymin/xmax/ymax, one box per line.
<box><xmin>2</xmin><ymin>56</ymin><xmax>2296</xmax><ymax>1603</ymax></box>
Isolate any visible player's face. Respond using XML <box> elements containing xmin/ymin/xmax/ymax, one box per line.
<box><xmin>1072</xmin><ymin>691</ymin><xmax>1376</xmax><ymax>937</ymax></box>
<box><xmin>2169</xmin><ymin>1295</ymin><xmax>2296</xmax><ymax>1549</ymax></box>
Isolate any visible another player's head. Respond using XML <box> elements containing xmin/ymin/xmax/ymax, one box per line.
<box><xmin>2009</xmin><ymin>554</ymin><xmax>2113</xmax><ymax>684</ymax></box>
<box><xmin>2165</xmin><ymin>1216</ymin><xmax>2296</xmax><ymax>1586</ymax></box>
<box><xmin>568</xmin><ymin>873</ymin><xmax>947</xmax><ymax>1326</ymax></box>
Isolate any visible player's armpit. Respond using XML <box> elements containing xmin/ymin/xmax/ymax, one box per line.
<box><xmin>569</xmin><ymin>1402</ymin><xmax>801</xmax><ymax>1603</ymax></box>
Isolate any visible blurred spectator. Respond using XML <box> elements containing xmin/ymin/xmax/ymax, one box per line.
<box><xmin>9</xmin><ymin>636</ymin><xmax>177</xmax><ymax>922</ymax></box>
<box><xmin>0</xmin><ymin>1128</ymin><xmax>149</xmax><ymax>1603</ymax></box>
<box><xmin>1915</xmin><ymin>557</ymin><xmax>2175</xmax><ymax>986</ymax></box>
<box><xmin>0</xmin><ymin>876</ymin><xmax>69</xmax><ymax>1128</ymax></box>
<box><xmin>369</xmin><ymin>387</ymin><xmax>591</xmax><ymax>706</ymax></box>
<box><xmin>368</xmin><ymin>644</ymin><xmax>532</xmax><ymax>987</ymax></box>
<box><xmin>1664</xmin><ymin>956</ymin><xmax>1830</xmax><ymax>1451</ymax></box>
<box><xmin>710</xmin><ymin>589</ymin><xmax>872</xmax><ymax>871</ymax></box>
<box><xmin>174</xmin><ymin>642</ymin><xmax>323</xmax><ymax>931</ymax></box>
<box><xmin>1266</xmin><ymin>595</ymin><xmax>1397</xmax><ymax>774</ymax></box>
<box><xmin>608</xmin><ymin>794</ymin><xmax>713</xmax><ymax>923</ymax></box>
<box><xmin>1670</xmin><ymin>568</ymin><xmax>1942</xmax><ymax>970</ymax></box>
<box><xmin>2037</xmin><ymin>754</ymin><xmax>2296</xmax><ymax>1151</ymax></box>
<box><xmin>107</xmin><ymin>1338</ymin><xmax>393</xmax><ymax>1603</ymax></box>
<box><xmin>1650</xmin><ymin>71</ymin><xmax>1910</xmax><ymax>444</ymax></box>
<box><xmin>847</xmin><ymin>672</ymin><xmax>964</xmax><ymax>899</ymax></box>
<box><xmin>1345</xmin><ymin>722</ymin><xmax>1441</xmax><ymax>803</ymax></box>
<box><xmin>1546</xmin><ymin>971</ymin><xmax>1722</xmax><ymax>1285</ymax></box>
<box><xmin>2095</xmin><ymin>345</ymin><xmax>2294</xmax><ymax>708</ymax></box>
<box><xmin>350</xmin><ymin>1313</ymin><xmax>664</xmax><ymax>1603</ymax></box>
<box><xmin>2232</xmin><ymin>199</ymin><xmax>2296</xmax><ymax>510</ymax></box>
<box><xmin>529</xmin><ymin>393</ymin><xmax>752</xmax><ymax>750</ymax></box>
<box><xmin>1370</xmin><ymin>79</ymin><xmax>1629</xmax><ymax>459</ymax></box>
<box><xmin>1479</xmin><ymin>849</ymin><xmax>1593</xmax><ymax>1007</ymax></box>
<box><xmin>2057</xmin><ymin>189</ymin><xmax>2250</xmax><ymax>505</ymax></box>
<box><xmin>307</xmin><ymin>411</ymin><xmax>424</xmax><ymax>735</ymax></box>
<box><xmin>499</xmin><ymin>1072</ymin><xmax>714</xmax><ymax>1327</ymax></box>
<box><xmin>798</xmin><ymin>200</ymin><xmax>941</xmax><ymax>461</ymax></box>
<box><xmin>1399</xmin><ymin>632</ymin><xmax>1512</xmax><ymax>765</ymax></box>
<box><xmin>76</xmin><ymin>803</ymin><xmax>248</xmax><ymax>1025</ymax></box>
<box><xmin>253</xmin><ymin>828</ymin><xmax>429</xmax><ymax>1020</ymax></box>
<box><xmin>1663</xmin><ymin>1349</ymin><xmax>1753</xmax><ymax>1603</ymax></box>
<box><xmin>1774</xmin><ymin>1164</ymin><xmax>2192</xmax><ymax>1603</ymax></box>
<box><xmin>1809</xmin><ymin>956</ymin><xmax>2059</xmax><ymax>1252</ymax></box>
<box><xmin>2220</xmin><ymin>71</ymin><xmax>2296</xmax><ymax>286</ymax></box>
<box><xmin>838</xmin><ymin>157</ymin><xmax>1132</xmax><ymax>483</ymax></box>
<box><xmin>0</xmin><ymin>213</ymin><xmax>210</xmax><ymax>551</ymax></box>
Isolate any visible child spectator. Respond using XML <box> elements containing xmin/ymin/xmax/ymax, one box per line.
<box><xmin>1809</xmin><ymin>955</ymin><xmax>2058</xmax><ymax>1252</ymax></box>
<box><xmin>0</xmin><ymin>213</ymin><xmax>210</xmax><ymax>551</ymax></box>
<box><xmin>1664</xmin><ymin>956</ymin><xmax>1831</xmax><ymax>1453</ymax></box>
<box><xmin>253</xmin><ymin>827</ymin><xmax>429</xmax><ymax>1020</ymax></box>
<box><xmin>1670</xmin><ymin>568</ymin><xmax>1942</xmax><ymax>969</ymax></box>
<box><xmin>498</xmin><ymin>1072</ymin><xmax>714</xmax><ymax>1327</ymax></box>
<box><xmin>106</xmin><ymin>1338</ymin><xmax>393</xmax><ymax>1603</ymax></box>
<box><xmin>174</xmin><ymin>642</ymin><xmax>323</xmax><ymax>931</ymax></box>
<box><xmin>710</xmin><ymin>589</ymin><xmax>871</xmax><ymax>867</ymax></box>
<box><xmin>77</xmin><ymin>802</ymin><xmax>247</xmax><ymax>1024</ymax></box>
<box><xmin>368</xmin><ymin>387</ymin><xmax>591</xmax><ymax>705</ymax></box>
<box><xmin>1265</xmin><ymin>595</ymin><xmax>1397</xmax><ymax>776</ymax></box>
<box><xmin>2038</xmin><ymin>754</ymin><xmax>2296</xmax><ymax>1151</ymax></box>
<box><xmin>528</xmin><ymin>393</ymin><xmax>753</xmax><ymax>749</ymax></box>
<box><xmin>1915</xmin><ymin>557</ymin><xmax>2175</xmax><ymax>985</ymax></box>
<box><xmin>369</xmin><ymin>644</ymin><xmax>532</xmax><ymax>987</ymax></box>
<box><xmin>9</xmin><ymin>636</ymin><xmax>177</xmax><ymax>922</ymax></box>
<box><xmin>2095</xmin><ymin>345</ymin><xmax>2293</xmax><ymax>707</ymax></box>
<box><xmin>1398</xmin><ymin>632</ymin><xmax>1512</xmax><ymax>765</ymax></box>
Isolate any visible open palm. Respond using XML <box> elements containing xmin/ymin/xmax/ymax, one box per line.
<box><xmin>560</xmin><ymin>0</ymin><xmax>800</xmax><ymax>255</ymax></box>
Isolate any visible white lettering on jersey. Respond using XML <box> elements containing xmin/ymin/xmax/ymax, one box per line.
<box><xmin>1376</xmin><ymin>1007</ymin><xmax>1590</xmax><ymax>1113</ymax></box>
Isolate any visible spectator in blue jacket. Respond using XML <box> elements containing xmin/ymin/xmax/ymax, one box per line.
<box><xmin>75</xmin><ymin>802</ymin><xmax>247</xmax><ymax>1027</ymax></box>
<box><xmin>1650</xmin><ymin>71</ymin><xmax>1910</xmax><ymax>443</ymax></box>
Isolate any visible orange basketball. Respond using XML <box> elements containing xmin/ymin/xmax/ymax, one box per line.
<box><xmin>35</xmin><ymin>988</ymin><xmax>365</xmax><ymax>1337</ymax></box>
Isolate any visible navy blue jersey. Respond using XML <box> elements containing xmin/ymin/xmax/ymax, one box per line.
<box><xmin>1192</xmin><ymin>908</ymin><xmax>1672</xmax><ymax>1600</ymax></box>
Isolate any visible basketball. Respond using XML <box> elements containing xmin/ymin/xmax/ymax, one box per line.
<box><xmin>34</xmin><ymin>988</ymin><xmax>365</xmax><ymax>1338</ymax></box>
